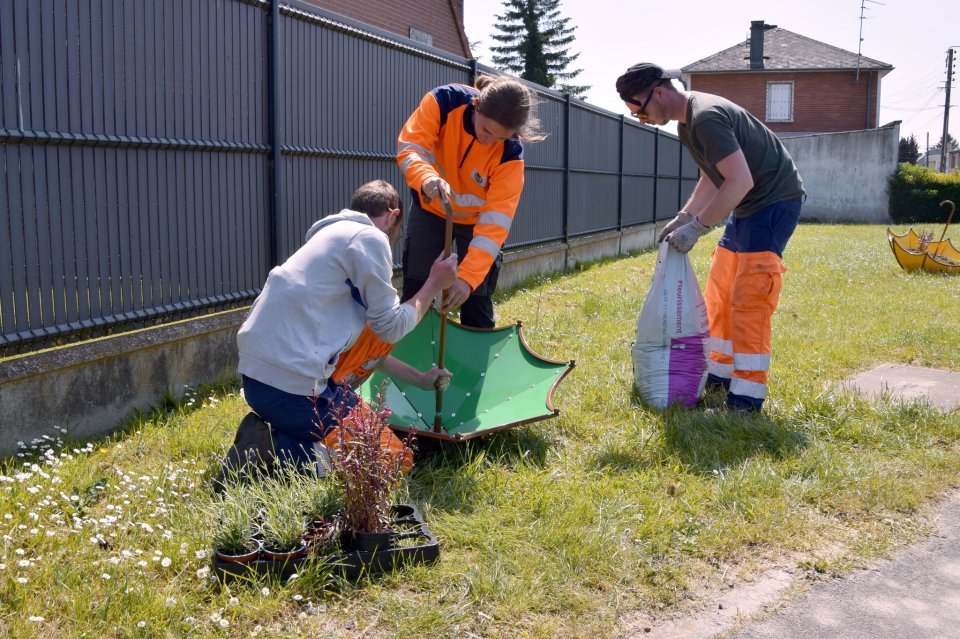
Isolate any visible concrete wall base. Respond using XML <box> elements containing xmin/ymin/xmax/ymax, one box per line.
<box><xmin>0</xmin><ymin>223</ymin><xmax>661</xmax><ymax>454</ymax></box>
<box><xmin>0</xmin><ymin>311</ymin><xmax>246</xmax><ymax>455</ymax></box>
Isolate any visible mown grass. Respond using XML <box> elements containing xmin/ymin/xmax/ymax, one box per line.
<box><xmin>2</xmin><ymin>224</ymin><xmax>959</xmax><ymax>638</ymax></box>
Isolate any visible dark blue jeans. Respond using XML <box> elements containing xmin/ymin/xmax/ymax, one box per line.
<box><xmin>717</xmin><ymin>197</ymin><xmax>802</xmax><ymax>258</ymax></box>
<box><xmin>241</xmin><ymin>375</ymin><xmax>358</xmax><ymax>470</ymax></box>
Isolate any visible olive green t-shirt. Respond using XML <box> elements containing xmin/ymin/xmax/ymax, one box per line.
<box><xmin>677</xmin><ymin>92</ymin><xmax>804</xmax><ymax>218</ymax></box>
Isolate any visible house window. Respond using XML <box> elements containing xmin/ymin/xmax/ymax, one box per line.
<box><xmin>409</xmin><ymin>27</ymin><xmax>433</xmax><ymax>47</ymax></box>
<box><xmin>766</xmin><ymin>82</ymin><xmax>794</xmax><ymax>122</ymax></box>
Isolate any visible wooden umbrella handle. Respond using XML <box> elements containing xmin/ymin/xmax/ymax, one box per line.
<box><xmin>434</xmin><ymin>194</ymin><xmax>454</xmax><ymax>432</ymax></box>
<box><xmin>927</xmin><ymin>200</ymin><xmax>956</xmax><ymax>262</ymax></box>
<box><xmin>937</xmin><ymin>200</ymin><xmax>956</xmax><ymax>245</ymax></box>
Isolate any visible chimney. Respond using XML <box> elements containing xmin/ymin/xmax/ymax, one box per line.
<box><xmin>750</xmin><ymin>20</ymin><xmax>765</xmax><ymax>69</ymax></box>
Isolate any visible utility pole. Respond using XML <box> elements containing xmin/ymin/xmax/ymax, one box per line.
<box><xmin>856</xmin><ymin>0</ymin><xmax>883</xmax><ymax>84</ymax></box>
<box><xmin>940</xmin><ymin>47</ymin><xmax>955</xmax><ymax>173</ymax></box>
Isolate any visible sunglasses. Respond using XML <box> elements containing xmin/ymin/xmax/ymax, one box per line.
<box><xmin>625</xmin><ymin>81</ymin><xmax>664</xmax><ymax>120</ymax></box>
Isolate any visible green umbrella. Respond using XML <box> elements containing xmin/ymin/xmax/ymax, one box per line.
<box><xmin>360</xmin><ymin>310</ymin><xmax>575</xmax><ymax>441</ymax></box>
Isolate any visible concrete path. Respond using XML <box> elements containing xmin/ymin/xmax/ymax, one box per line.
<box><xmin>729</xmin><ymin>491</ymin><xmax>960</xmax><ymax>639</ymax></box>
<box><xmin>840</xmin><ymin>364</ymin><xmax>960</xmax><ymax>411</ymax></box>
<box><xmin>625</xmin><ymin>365</ymin><xmax>960</xmax><ymax>639</ymax></box>
<box><xmin>624</xmin><ymin>491</ymin><xmax>960</xmax><ymax>639</ymax></box>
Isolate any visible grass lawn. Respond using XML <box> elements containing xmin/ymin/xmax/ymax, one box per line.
<box><xmin>2</xmin><ymin>223</ymin><xmax>959</xmax><ymax>638</ymax></box>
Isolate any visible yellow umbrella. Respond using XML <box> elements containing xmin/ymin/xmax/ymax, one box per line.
<box><xmin>888</xmin><ymin>200</ymin><xmax>960</xmax><ymax>274</ymax></box>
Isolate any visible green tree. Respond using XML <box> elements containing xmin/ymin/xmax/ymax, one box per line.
<box><xmin>489</xmin><ymin>0</ymin><xmax>589</xmax><ymax>98</ymax></box>
<box><xmin>933</xmin><ymin>133</ymin><xmax>959</xmax><ymax>151</ymax></box>
<box><xmin>898</xmin><ymin>135</ymin><xmax>920</xmax><ymax>164</ymax></box>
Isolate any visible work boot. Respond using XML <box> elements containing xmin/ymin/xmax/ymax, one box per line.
<box><xmin>212</xmin><ymin>412</ymin><xmax>277</xmax><ymax>492</ymax></box>
<box><xmin>704</xmin><ymin>374</ymin><xmax>731</xmax><ymax>392</ymax></box>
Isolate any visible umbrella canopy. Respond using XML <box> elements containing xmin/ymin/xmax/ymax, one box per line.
<box><xmin>887</xmin><ymin>200</ymin><xmax>960</xmax><ymax>275</ymax></box>
<box><xmin>360</xmin><ymin>310</ymin><xmax>575</xmax><ymax>441</ymax></box>
<box><xmin>887</xmin><ymin>228</ymin><xmax>960</xmax><ymax>274</ymax></box>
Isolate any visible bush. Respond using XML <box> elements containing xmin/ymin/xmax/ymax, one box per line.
<box><xmin>888</xmin><ymin>163</ymin><xmax>960</xmax><ymax>224</ymax></box>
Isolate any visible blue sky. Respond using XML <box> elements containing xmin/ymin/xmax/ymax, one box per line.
<box><xmin>463</xmin><ymin>0</ymin><xmax>959</xmax><ymax>147</ymax></box>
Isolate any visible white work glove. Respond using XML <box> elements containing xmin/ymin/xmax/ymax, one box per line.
<box><xmin>665</xmin><ymin>217</ymin><xmax>710</xmax><ymax>254</ymax></box>
<box><xmin>657</xmin><ymin>211</ymin><xmax>693</xmax><ymax>243</ymax></box>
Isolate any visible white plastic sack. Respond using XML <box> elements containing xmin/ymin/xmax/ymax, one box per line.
<box><xmin>632</xmin><ymin>242</ymin><xmax>710</xmax><ymax>408</ymax></box>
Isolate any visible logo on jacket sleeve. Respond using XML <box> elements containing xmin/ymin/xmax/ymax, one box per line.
<box><xmin>471</xmin><ymin>169</ymin><xmax>488</xmax><ymax>188</ymax></box>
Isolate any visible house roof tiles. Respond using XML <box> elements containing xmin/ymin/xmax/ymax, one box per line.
<box><xmin>682</xmin><ymin>25</ymin><xmax>892</xmax><ymax>73</ymax></box>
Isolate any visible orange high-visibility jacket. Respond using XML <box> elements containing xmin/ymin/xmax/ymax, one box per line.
<box><xmin>397</xmin><ymin>84</ymin><xmax>525</xmax><ymax>290</ymax></box>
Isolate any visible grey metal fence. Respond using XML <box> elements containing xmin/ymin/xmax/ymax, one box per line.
<box><xmin>0</xmin><ymin>0</ymin><xmax>696</xmax><ymax>357</ymax></box>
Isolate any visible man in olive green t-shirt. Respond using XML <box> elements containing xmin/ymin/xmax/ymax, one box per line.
<box><xmin>616</xmin><ymin>63</ymin><xmax>805</xmax><ymax>412</ymax></box>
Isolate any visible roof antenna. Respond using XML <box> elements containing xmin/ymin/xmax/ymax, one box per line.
<box><xmin>857</xmin><ymin>0</ymin><xmax>884</xmax><ymax>84</ymax></box>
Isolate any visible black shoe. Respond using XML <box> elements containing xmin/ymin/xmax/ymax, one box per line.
<box><xmin>705</xmin><ymin>374</ymin><xmax>731</xmax><ymax>392</ymax></box>
<box><xmin>212</xmin><ymin>412</ymin><xmax>276</xmax><ymax>492</ymax></box>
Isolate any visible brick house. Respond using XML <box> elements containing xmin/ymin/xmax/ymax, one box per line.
<box><xmin>301</xmin><ymin>0</ymin><xmax>471</xmax><ymax>58</ymax></box>
<box><xmin>681</xmin><ymin>21</ymin><xmax>893</xmax><ymax>136</ymax></box>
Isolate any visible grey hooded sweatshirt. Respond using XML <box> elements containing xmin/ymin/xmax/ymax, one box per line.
<box><xmin>237</xmin><ymin>210</ymin><xmax>416</xmax><ymax>397</ymax></box>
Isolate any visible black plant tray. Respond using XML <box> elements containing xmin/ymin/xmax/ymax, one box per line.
<box><xmin>213</xmin><ymin>503</ymin><xmax>439</xmax><ymax>582</ymax></box>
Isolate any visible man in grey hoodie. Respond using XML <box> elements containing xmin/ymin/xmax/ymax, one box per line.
<box><xmin>228</xmin><ymin>180</ymin><xmax>458</xmax><ymax>474</ymax></box>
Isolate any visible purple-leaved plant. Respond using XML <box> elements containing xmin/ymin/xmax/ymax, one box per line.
<box><xmin>329</xmin><ymin>390</ymin><xmax>415</xmax><ymax>534</ymax></box>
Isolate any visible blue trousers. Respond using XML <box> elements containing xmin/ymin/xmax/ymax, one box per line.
<box><xmin>241</xmin><ymin>375</ymin><xmax>359</xmax><ymax>469</ymax></box>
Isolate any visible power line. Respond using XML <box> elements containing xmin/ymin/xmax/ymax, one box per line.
<box><xmin>881</xmin><ymin>69</ymin><xmax>944</xmax><ymax>101</ymax></box>
<box><xmin>883</xmin><ymin>85</ymin><xmax>943</xmax><ymax>115</ymax></box>
<box><xmin>882</xmin><ymin>92</ymin><xmax>943</xmax><ymax>109</ymax></box>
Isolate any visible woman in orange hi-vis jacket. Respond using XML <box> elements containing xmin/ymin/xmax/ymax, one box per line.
<box><xmin>397</xmin><ymin>76</ymin><xmax>543</xmax><ymax>328</ymax></box>
<box><xmin>616</xmin><ymin>64</ymin><xmax>804</xmax><ymax>413</ymax></box>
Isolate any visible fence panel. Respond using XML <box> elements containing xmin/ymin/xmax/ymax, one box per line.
<box><xmin>277</xmin><ymin>6</ymin><xmax>469</xmax><ymax>259</ymax></box>
<box><xmin>567</xmin><ymin>103</ymin><xmax>622</xmax><ymax>235</ymax></box>
<box><xmin>0</xmin><ymin>0</ymin><xmax>269</xmax><ymax>353</ymax></box>
<box><xmin>508</xmin><ymin>87</ymin><xmax>567</xmax><ymax>247</ymax></box>
<box><xmin>0</xmin><ymin>0</ymin><xmax>694</xmax><ymax>355</ymax></box>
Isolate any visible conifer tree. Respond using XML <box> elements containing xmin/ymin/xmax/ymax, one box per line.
<box><xmin>489</xmin><ymin>0</ymin><xmax>589</xmax><ymax>98</ymax></box>
<box><xmin>898</xmin><ymin>135</ymin><xmax>920</xmax><ymax>164</ymax></box>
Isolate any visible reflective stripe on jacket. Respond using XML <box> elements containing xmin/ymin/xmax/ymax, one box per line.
<box><xmin>397</xmin><ymin>84</ymin><xmax>524</xmax><ymax>290</ymax></box>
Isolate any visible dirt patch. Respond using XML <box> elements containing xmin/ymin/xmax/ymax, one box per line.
<box><xmin>619</xmin><ymin>543</ymin><xmax>853</xmax><ymax>639</ymax></box>
<box><xmin>621</xmin><ymin>565</ymin><xmax>800</xmax><ymax>639</ymax></box>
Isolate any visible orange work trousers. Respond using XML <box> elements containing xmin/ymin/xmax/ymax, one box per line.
<box><xmin>702</xmin><ymin>197</ymin><xmax>801</xmax><ymax>411</ymax></box>
<box><xmin>704</xmin><ymin>246</ymin><xmax>786</xmax><ymax>411</ymax></box>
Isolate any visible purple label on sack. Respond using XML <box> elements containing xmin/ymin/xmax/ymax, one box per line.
<box><xmin>667</xmin><ymin>331</ymin><xmax>709</xmax><ymax>407</ymax></box>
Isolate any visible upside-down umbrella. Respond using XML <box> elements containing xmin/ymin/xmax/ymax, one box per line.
<box><xmin>887</xmin><ymin>200</ymin><xmax>960</xmax><ymax>274</ymax></box>
<box><xmin>359</xmin><ymin>310</ymin><xmax>575</xmax><ymax>441</ymax></box>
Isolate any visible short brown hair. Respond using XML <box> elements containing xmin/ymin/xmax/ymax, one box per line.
<box><xmin>349</xmin><ymin>180</ymin><xmax>401</xmax><ymax>218</ymax></box>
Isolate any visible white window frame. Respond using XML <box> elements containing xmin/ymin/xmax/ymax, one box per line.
<box><xmin>766</xmin><ymin>81</ymin><xmax>794</xmax><ymax>123</ymax></box>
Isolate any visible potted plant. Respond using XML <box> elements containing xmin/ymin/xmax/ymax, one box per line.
<box><xmin>255</xmin><ymin>476</ymin><xmax>309</xmax><ymax>561</ymax></box>
<box><xmin>294</xmin><ymin>470</ymin><xmax>342</xmax><ymax>553</ymax></box>
<box><xmin>328</xmin><ymin>396</ymin><xmax>415</xmax><ymax>553</ymax></box>
<box><xmin>211</xmin><ymin>484</ymin><xmax>261</xmax><ymax>564</ymax></box>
